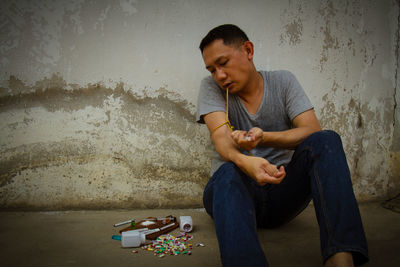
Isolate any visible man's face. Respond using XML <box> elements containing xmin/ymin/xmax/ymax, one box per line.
<box><xmin>202</xmin><ymin>39</ymin><xmax>253</xmax><ymax>94</ymax></box>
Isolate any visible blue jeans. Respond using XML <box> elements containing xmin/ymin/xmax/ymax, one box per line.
<box><xmin>203</xmin><ymin>130</ymin><xmax>369</xmax><ymax>266</ymax></box>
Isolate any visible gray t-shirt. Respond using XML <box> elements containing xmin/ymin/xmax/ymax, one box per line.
<box><xmin>196</xmin><ymin>70</ymin><xmax>313</xmax><ymax>176</ymax></box>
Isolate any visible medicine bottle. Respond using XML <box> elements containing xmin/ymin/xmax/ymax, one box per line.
<box><xmin>121</xmin><ymin>230</ymin><xmax>146</xmax><ymax>247</ymax></box>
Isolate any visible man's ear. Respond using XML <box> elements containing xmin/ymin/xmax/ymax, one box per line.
<box><xmin>242</xmin><ymin>41</ymin><xmax>255</xmax><ymax>60</ymax></box>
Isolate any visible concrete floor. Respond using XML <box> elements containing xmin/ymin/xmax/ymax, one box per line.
<box><xmin>0</xmin><ymin>202</ymin><xmax>399</xmax><ymax>267</ymax></box>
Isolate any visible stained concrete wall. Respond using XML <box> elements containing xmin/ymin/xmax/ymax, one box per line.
<box><xmin>0</xmin><ymin>0</ymin><xmax>399</xmax><ymax>209</ymax></box>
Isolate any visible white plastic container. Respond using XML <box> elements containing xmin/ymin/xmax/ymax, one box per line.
<box><xmin>121</xmin><ymin>229</ymin><xmax>146</xmax><ymax>247</ymax></box>
<box><xmin>179</xmin><ymin>216</ymin><xmax>193</xmax><ymax>232</ymax></box>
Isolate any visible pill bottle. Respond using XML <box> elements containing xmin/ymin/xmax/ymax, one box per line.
<box><xmin>179</xmin><ymin>216</ymin><xmax>193</xmax><ymax>232</ymax></box>
<box><xmin>121</xmin><ymin>230</ymin><xmax>146</xmax><ymax>247</ymax></box>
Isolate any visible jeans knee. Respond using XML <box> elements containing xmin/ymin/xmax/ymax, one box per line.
<box><xmin>214</xmin><ymin>162</ymin><xmax>243</xmax><ymax>187</ymax></box>
<box><xmin>321</xmin><ymin>130</ymin><xmax>341</xmax><ymax>143</ymax></box>
<box><xmin>203</xmin><ymin>162</ymin><xmax>247</xmax><ymax>217</ymax></box>
<box><xmin>306</xmin><ymin>130</ymin><xmax>343</xmax><ymax>154</ymax></box>
<box><xmin>310</xmin><ymin>130</ymin><xmax>340</xmax><ymax>142</ymax></box>
<box><xmin>203</xmin><ymin>162</ymin><xmax>242</xmax><ymax>199</ymax></box>
<box><xmin>218</xmin><ymin>161</ymin><xmax>237</xmax><ymax>173</ymax></box>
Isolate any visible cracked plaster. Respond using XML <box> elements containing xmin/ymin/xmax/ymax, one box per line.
<box><xmin>0</xmin><ymin>0</ymin><xmax>399</xmax><ymax>209</ymax></box>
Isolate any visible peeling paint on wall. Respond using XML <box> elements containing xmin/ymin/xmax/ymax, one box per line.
<box><xmin>0</xmin><ymin>75</ymin><xmax>211</xmax><ymax>209</ymax></box>
<box><xmin>319</xmin><ymin>81</ymin><xmax>395</xmax><ymax>199</ymax></box>
<box><xmin>276</xmin><ymin>0</ymin><xmax>398</xmax><ymax>200</ymax></box>
<box><xmin>279</xmin><ymin>1</ymin><xmax>304</xmax><ymax>46</ymax></box>
<box><xmin>280</xmin><ymin>18</ymin><xmax>303</xmax><ymax>46</ymax></box>
<box><xmin>0</xmin><ymin>0</ymin><xmax>399</xmax><ymax>209</ymax></box>
<box><xmin>388</xmin><ymin>0</ymin><xmax>400</xmax><ymax>198</ymax></box>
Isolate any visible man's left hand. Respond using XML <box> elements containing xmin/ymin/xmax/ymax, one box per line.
<box><xmin>231</xmin><ymin>127</ymin><xmax>263</xmax><ymax>151</ymax></box>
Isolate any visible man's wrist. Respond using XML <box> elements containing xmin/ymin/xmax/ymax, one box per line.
<box><xmin>230</xmin><ymin>152</ymin><xmax>248</xmax><ymax>169</ymax></box>
<box><xmin>260</xmin><ymin>130</ymin><xmax>268</xmax><ymax>146</ymax></box>
<box><xmin>261</xmin><ymin>130</ymin><xmax>276</xmax><ymax>146</ymax></box>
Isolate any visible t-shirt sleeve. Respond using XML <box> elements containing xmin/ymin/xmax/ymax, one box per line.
<box><xmin>196</xmin><ymin>76</ymin><xmax>226</xmax><ymax>124</ymax></box>
<box><xmin>279</xmin><ymin>70</ymin><xmax>313</xmax><ymax>121</ymax></box>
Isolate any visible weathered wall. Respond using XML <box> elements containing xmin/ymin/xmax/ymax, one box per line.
<box><xmin>0</xmin><ymin>0</ymin><xmax>399</xmax><ymax>209</ymax></box>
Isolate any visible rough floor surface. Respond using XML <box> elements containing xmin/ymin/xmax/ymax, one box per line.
<box><xmin>0</xmin><ymin>202</ymin><xmax>399</xmax><ymax>266</ymax></box>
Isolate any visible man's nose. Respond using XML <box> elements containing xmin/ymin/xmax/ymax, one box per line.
<box><xmin>215</xmin><ymin>68</ymin><xmax>227</xmax><ymax>81</ymax></box>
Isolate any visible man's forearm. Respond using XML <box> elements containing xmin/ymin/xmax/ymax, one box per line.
<box><xmin>261</xmin><ymin>126</ymin><xmax>320</xmax><ymax>149</ymax></box>
<box><xmin>259</xmin><ymin>110</ymin><xmax>321</xmax><ymax>149</ymax></box>
<box><xmin>212</xmin><ymin>129</ymin><xmax>248</xmax><ymax>169</ymax></box>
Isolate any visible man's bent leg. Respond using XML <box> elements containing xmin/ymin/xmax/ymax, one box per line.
<box><xmin>203</xmin><ymin>162</ymin><xmax>268</xmax><ymax>267</ymax></box>
<box><xmin>293</xmin><ymin>130</ymin><xmax>369</xmax><ymax>265</ymax></box>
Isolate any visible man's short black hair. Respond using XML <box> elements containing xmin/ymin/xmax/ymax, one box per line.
<box><xmin>199</xmin><ymin>24</ymin><xmax>249</xmax><ymax>53</ymax></box>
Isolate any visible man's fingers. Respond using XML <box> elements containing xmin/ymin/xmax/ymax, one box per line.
<box><xmin>248</xmin><ymin>127</ymin><xmax>262</xmax><ymax>140</ymax></box>
<box><xmin>258</xmin><ymin>172</ymin><xmax>284</xmax><ymax>185</ymax></box>
<box><xmin>257</xmin><ymin>165</ymin><xmax>286</xmax><ymax>185</ymax></box>
<box><xmin>230</xmin><ymin>131</ymin><xmax>237</xmax><ymax>139</ymax></box>
<box><xmin>245</xmin><ymin>134</ymin><xmax>255</xmax><ymax>141</ymax></box>
<box><xmin>274</xmin><ymin>166</ymin><xmax>286</xmax><ymax>178</ymax></box>
<box><xmin>231</xmin><ymin>130</ymin><xmax>255</xmax><ymax>150</ymax></box>
<box><xmin>248</xmin><ymin>127</ymin><xmax>257</xmax><ymax>134</ymax></box>
<box><xmin>231</xmin><ymin>130</ymin><xmax>246</xmax><ymax>140</ymax></box>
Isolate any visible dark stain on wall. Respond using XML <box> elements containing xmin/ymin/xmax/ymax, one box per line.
<box><xmin>0</xmin><ymin>75</ymin><xmax>194</xmax><ymax>122</ymax></box>
<box><xmin>0</xmin><ymin>74</ymin><xmax>211</xmax><ymax>210</ymax></box>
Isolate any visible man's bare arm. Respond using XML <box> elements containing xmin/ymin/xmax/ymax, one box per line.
<box><xmin>231</xmin><ymin>109</ymin><xmax>321</xmax><ymax>151</ymax></box>
<box><xmin>203</xmin><ymin>111</ymin><xmax>285</xmax><ymax>186</ymax></box>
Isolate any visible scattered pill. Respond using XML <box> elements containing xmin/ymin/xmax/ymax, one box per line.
<box><xmin>139</xmin><ymin>234</ymin><xmax>200</xmax><ymax>257</ymax></box>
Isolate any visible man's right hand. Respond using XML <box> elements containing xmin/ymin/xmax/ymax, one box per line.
<box><xmin>240</xmin><ymin>156</ymin><xmax>286</xmax><ymax>186</ymax></box>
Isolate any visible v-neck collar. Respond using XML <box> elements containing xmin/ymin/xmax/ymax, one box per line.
<box><xmin>235</xmin><ymin>71</ymin><xmax>266</xmax><ymax>119</ymax></box>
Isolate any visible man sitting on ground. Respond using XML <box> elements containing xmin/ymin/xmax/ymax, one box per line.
<box><xmin>196</xmin><ymin>24</ymin><xmax>369</xmax><ymax>267</ymax></box>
